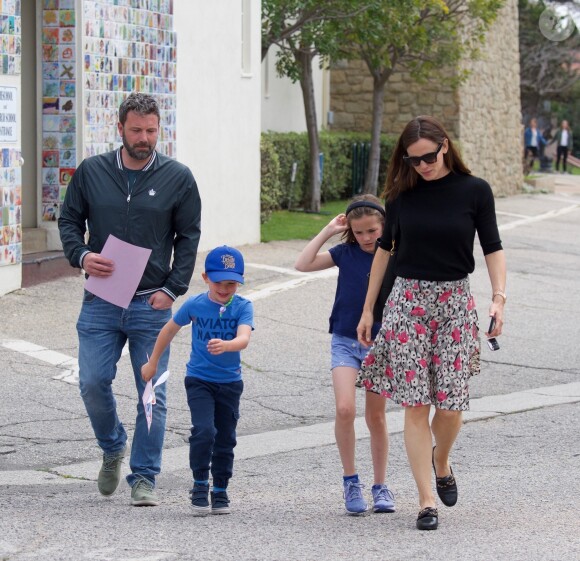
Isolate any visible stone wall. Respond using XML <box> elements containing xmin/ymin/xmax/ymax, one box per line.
<box><xmin>329</xmin><ymin>0</ymin><xmax>523</xmax><ymax>196</ymax></box>
<box><xmin>457</xmin><ymin>0</ymin><xmax>523</xmax><ymax>195</ymax></box>
<box><xmin>331</xmin><ymin>61</ymin><xmax>461</xmax><ymax>139</ymax></box>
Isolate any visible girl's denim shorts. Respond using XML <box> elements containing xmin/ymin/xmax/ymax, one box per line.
<box><xmin>331</xmin><ymin>333</ymin><xmax>370</xmax><ymax>370</ymax></box>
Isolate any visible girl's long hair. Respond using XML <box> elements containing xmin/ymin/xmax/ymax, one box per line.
<box><xmin>342</xmin><ymin>194</ymin><xmax>384</xmax><ymax>244</ymax></box>
<box><xmin>383</xmin><ymin>115</ymin><xmax>471</xmax><ymax>202</ymax></box>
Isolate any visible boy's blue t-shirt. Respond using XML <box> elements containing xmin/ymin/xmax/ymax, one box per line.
<box><xmin>173</xmin><ymin>292</ymin><xmax>254</xmax><ymax>383</ymax></box>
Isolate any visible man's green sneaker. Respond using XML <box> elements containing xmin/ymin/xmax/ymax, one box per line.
<box><xmin>97</xmin><ymin>447</ymin><xmax>126</xmax><ymax>496</ymax></box>
<box><xmin>130</xmin><ymin>478</ymin><xmax>159</xmax><ymax>507</ymax></box>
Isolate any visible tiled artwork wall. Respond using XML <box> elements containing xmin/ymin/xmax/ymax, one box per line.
<box><xmin>40</xmin><ymin>0</ymin><xmax>76</xmax><ymax>223</ymax></box>
<box><xmin>0</xmin><ymin>0</ymin><xmax>21</xmax><ymax>266</ymax></box>
<box><xmin>40</xmin><ymin>0</ymin><xmax>177</xmax><ymax>223</ymax></box>
<box><xmin>0</xmin><ymin>148</ymin><xmax>22</xmax><ymax>265</ymax></box>
<box><xmin>0</xmin><ymin>0</ymin><xmax>21</xmax><ymax>74</ymax></box>
<box><xmin>83</xmin><ymin>0</ymin><xmax>177</xmax><ymax>158</ymax></box>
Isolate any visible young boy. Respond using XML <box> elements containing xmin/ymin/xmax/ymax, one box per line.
<box><xmin>142</xmin><ymin>246</ymin><xmax>254</xmax><ymax>515</ymax></box>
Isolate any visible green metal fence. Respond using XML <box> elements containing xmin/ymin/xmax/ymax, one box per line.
<box><xmin>351</xmin><ymin>142</ymin><xmax>370</xmax><ymax>195</ymax></box>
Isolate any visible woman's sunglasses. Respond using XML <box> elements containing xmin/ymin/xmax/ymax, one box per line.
<box><xmin>403</xmin><ymin>143</ymin><xmax>443</xmax><ymax>167</ymax></box>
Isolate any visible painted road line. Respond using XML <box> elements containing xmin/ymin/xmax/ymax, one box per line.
<box><xmin>1</xmin><ymin>339</ymin><xmax>77</xmax><ymax>369</ymax></box>
<box><xmin>1</xmin><ymin>338</ymin><xmax>79</xmax><ymax>384</ymax></box>
<box><xmin>245</xmin><ymin>263</ymin><xmax>308</xmax><ymax>275</ymax></box>
<box><xmin>0</xmin><ymin>339</ymin><xmax>128</xmax><ymax>385</ymax></box>
<box><xmin>498</xmin><ymin>204</ymin><xmax>579</xmax><ymax>232</ymax></box>
<box><xmin>243</xmin><ymin>268</ymin><xmax>337</xmax><ymax>302</ymax></box>
<box><xmin>495</xmin><ymin>211</ymin><xmax>531</xmax><ymax>219</ymax></box>
<box><xmin>2</xmin><ymin>381</ymin><xmax>579</xmax><ymax>487</ymax></box>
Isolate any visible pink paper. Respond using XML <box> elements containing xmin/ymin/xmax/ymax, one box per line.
<box><xmin>85</xmin><ymin>235</ymin><xmax>152</xmax><ymax>309</ymax></box>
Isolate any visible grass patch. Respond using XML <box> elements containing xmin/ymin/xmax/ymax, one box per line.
<box><xmin>261</xmin><ymin>199</ymin><xmax>351</xmax><ymax>242</ymax></box>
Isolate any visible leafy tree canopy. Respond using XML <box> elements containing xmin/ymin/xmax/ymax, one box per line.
<box><xmin>336</xmin><ymin>0</ymin><xmax>503</xmax><ymax>87</ymax></box>
<box><xmin>262</xmin><ymin>0</ymin><xmax>368</xmax><ymax>81</ymax></box>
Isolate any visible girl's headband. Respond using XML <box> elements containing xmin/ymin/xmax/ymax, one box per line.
<box><xmin>345</xmin><ymin>201</ymin><xmax>385</xmax><ymax>216</ymax></box>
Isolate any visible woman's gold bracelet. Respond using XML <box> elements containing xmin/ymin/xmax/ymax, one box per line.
<box><xmin>492</xmin><ymin>290</ymin><xmax>507</xmax><ymax>303</ymax></box>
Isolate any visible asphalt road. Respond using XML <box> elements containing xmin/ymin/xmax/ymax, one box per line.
<box><xmin>1</xmin><ymin>176</ymin><xmax>579</xmax><ymax>561</ymax></box>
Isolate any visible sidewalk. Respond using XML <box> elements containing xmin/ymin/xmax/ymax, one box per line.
<box><xmin>551</xmin><ymin>171</ymin><xmax>580</xmax><ymax>194</ymax></box>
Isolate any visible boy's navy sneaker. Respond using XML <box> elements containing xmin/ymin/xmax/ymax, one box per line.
<box><xmin>343</xmin><ymin>480</ymin><xmax>368</xmax><ymax>515</ymax></box>
<box><xmin>189</xmin><ymin>483</ymin><xmax>210</xmax><ymax>516</ymax></box>
<box><xmin>371</xmin><ymin>484</ymin><xmax>395</xmax><ymax>513</ymax></box>
<box><xmin>210</xmin><ymin>491</ymin><xmax>231</xmax><ymax>515</ymax></box>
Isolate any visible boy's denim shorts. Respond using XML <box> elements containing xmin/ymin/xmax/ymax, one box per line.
<box><xmin>331</xmin><ymin>333</ymin><xmax>371</xmax><ymax>370</ymax></box>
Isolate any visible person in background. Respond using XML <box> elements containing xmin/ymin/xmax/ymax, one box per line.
<box><xmin>357</xmin><ymin>115</ymin><xmax>506</xmax><ymax>530</ymax></box>
<box><xmin>550</xmin><ymin>119</ymin><xmax>573</xmax><ymax>173</ymax></box>
<box><xmin>524</xmin><ymin>118</ymin><xmax>547</xmax><ymax>171</ymax></box>
<box><xmin>59</xmin><ymin>92</ymin><xmax>201</xmax><ymax>507</ymax></box>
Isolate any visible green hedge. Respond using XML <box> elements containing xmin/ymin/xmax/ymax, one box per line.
<box><xmin>260</xmin><ymin>135</ymin><xmax>282</xmax><ymax>223</ymax></box>
<box><xmin>260</xmin><ymin>131</ymin><xmax>397</xmax><ymax>221</ymax></box>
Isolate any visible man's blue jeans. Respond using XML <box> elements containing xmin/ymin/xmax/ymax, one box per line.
<box><xmin>77</xmin><ymin>291</ymin><xmax>171</xmax><ymax>488</ymax></box>
<box><xmin>185</xmin><ymin>377</ymin><xmax>243</xmax><ymax>489</ymax></box>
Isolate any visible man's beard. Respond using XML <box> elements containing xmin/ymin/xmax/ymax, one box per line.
<box><xmin>122</xmin><ymin>133</ymin><xmax>155</xmax><ymax>161</ymax></box>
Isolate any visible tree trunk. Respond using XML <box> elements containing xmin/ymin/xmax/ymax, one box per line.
<box><xmin>296</xmin><ymin>49</ymin><xmax>321</xmax><ymax>213</ymax></box>
<box><xmin>363</xmin><ymin>72</ymin><xmax>390</xmax><ymax>196</ymax></box>
<box><xmin>521</xmin><ymin>92</ymin><xmax>541</xmax><ymax>124</ymax></box>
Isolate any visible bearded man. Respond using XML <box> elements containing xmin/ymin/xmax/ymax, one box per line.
<box><xmin>59</xmin><ymin>92</ymin><xmax>201</xmax><ymax>507</ymax></box>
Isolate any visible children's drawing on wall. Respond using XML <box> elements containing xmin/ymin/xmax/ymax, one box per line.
<box><xmin>0</xmin><ymin>2</ymin><xmax>22</xmax><ymax>265</ymax></box>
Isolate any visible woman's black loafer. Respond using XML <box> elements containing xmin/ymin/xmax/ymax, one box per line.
<box><xmin>416</xmin><ymin>507</ymin><xmax>438</xmax><ymax>530</ymax></box>
<box><xmin>432</xmin><ymin>446</ymin><xmax>458</xmax><ymax>507</ymax></box>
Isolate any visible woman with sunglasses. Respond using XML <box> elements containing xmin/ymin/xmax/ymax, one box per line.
<box><xmin>356</xmin><ymin>115</ymin><xmax>506</xmax><ymax>531</ymax></box>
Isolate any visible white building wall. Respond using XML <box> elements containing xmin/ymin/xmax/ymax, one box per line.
<box><xmin>261</xmin><ymin>47</ymin><xmax>328</xmax><ymax>132</ymax></box>
<box><xmin>175</xmin><ymin>1</ymin><xmax>262</xmax><ymax>252</ymax></box>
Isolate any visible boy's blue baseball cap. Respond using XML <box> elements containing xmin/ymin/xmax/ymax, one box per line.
<box><xmin>205</xmin><ymin>245</ymin><xmax>245</xmax><ymax>284</ymax></box>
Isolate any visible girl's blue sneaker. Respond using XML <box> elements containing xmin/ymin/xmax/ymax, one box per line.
<box><xmin>371</xmin><ymin>484</ymin><xmax>395</xmax><ymax>513</ymax></box>
<box><xmin>343</xmin><ymin>480</ymin><xmax>368</xmax><ymax>515</ymax></box>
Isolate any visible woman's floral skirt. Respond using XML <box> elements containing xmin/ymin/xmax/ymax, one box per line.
<box><xmin>356</xmin><ymin>277</ymin><xmax>480</xmax><ymax>411</ymax></box>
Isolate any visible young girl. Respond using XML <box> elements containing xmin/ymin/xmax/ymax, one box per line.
<box><xmin>295</xmin><ymin>194</ymin><xmax>395</xmax><ymax>515</ymax></box>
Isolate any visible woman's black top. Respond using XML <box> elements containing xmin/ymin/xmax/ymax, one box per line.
<box><xmin>379</xmin><ymin>172</ymin><xmax>503</xmax><ymax>281</ymax></box>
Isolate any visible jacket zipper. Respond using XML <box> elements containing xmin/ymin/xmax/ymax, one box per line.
<box><xmin>125</xmin><ymin>175</ymin><xmax>136</xmax><ymax>235</ymax></box>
